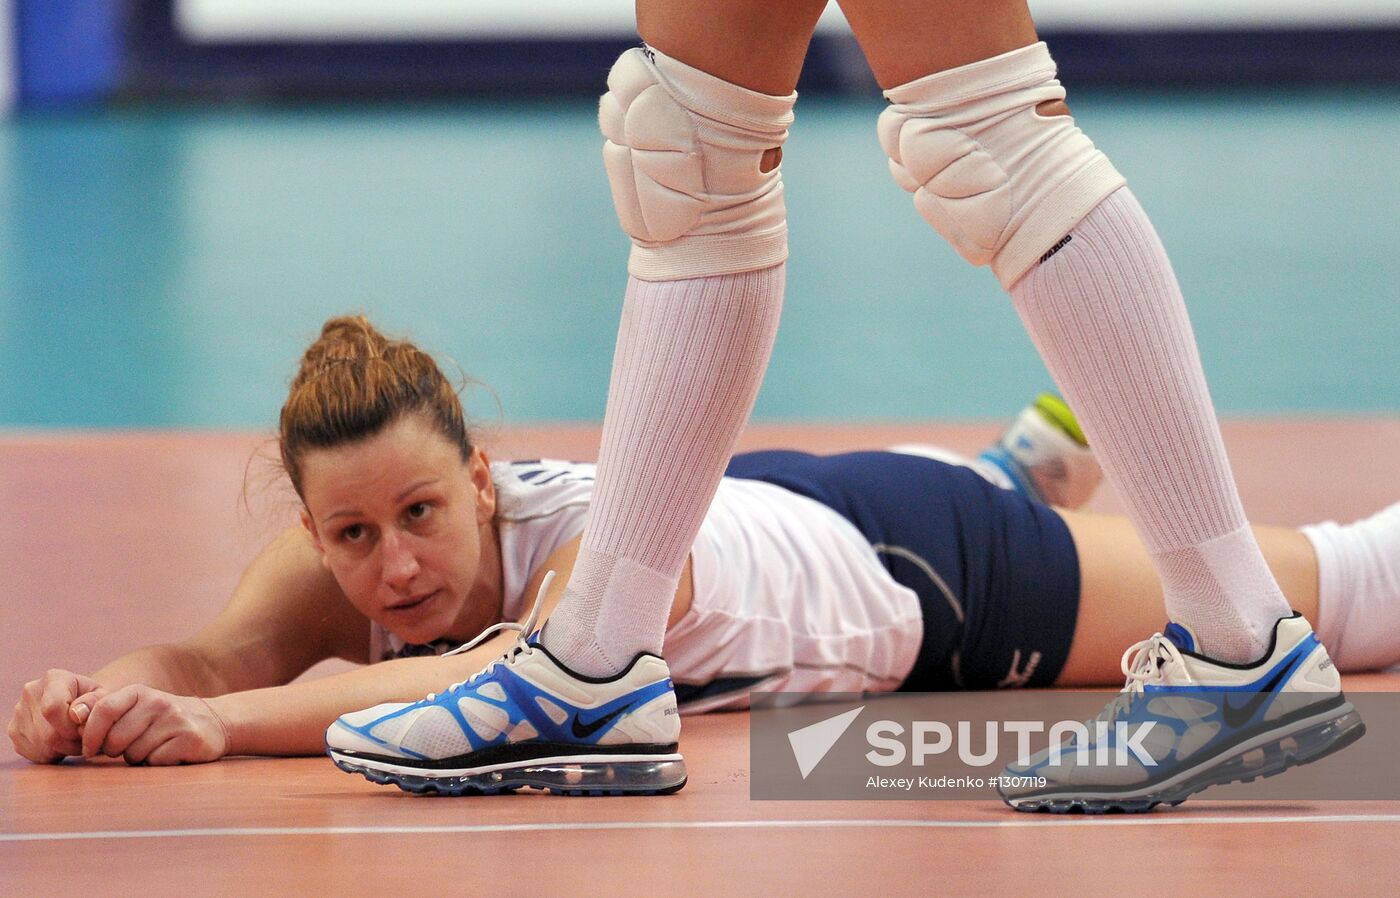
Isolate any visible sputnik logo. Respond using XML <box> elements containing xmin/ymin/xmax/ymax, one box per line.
<box><xmin>787</xmin><ymin>706</ymin><xmax>864</xmax><ymax>779</ymax></box>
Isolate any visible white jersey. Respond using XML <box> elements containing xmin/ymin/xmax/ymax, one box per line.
<box><xmin>371</xmin><ymin>459</ymin><xmax>924</xmax><ymax>712</ymax></box>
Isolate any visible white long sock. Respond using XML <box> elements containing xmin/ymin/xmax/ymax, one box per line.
<box><xmin>542</xmin><ymin>266</ymin><xmax>783</xmax><ymax>676</ymax></box>
<box><xmin>1303</xmin><ymin>502</ymin><xmax>1400</xmax><ymax>671</ymax></box>
<box><xmin>1011</xmin><ymin>187</ymin><xmax>1291</xmax><ymax>662</ymax></box>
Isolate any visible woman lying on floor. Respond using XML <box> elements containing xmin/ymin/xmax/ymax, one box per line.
<box><xmin>9</xmin><ymin>316</ymin><xmax>1398</xmax><ymax>766</ymax></box>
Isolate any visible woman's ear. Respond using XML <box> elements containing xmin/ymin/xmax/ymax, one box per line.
<box><xmin>300</xmin><ymin>508</ymin><xmax>331</xmax><ymax>570</ymax></box>
<box><xmin>470</xmin><ymin>447</ymin><xmax>496</xmax><ymax>525</ymax></box>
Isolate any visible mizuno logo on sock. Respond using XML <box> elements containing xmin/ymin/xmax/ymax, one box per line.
<box><xmin>1038</xmin><ymin>234</ymin><xmax>1072</xmax><ymax>264</ymax></box>
<box><xmin>572</xmin><ymin>704</ymin><xmax>632</xmax><ymax>739</ymax></box>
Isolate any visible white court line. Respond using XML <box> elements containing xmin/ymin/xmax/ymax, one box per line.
<box><xmin>5</xmin><ymin>815</ymin><xmax>1400</xmax><ymax>844</ymax></box>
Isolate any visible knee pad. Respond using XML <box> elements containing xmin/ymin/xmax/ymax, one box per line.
<box><xmin>878</xmin><ymin>42</ymin><xmax>1126</xmax><ymax>290</ymax></box>
<box><xmin>599</xmin><ymin>46</ymin><xmax>796</xmax><ymax>281</ymax></box>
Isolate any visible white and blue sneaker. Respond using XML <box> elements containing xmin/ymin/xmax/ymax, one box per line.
<box><xmin>999</xmin><ymin>614</ymin><xmax>1365</xmax><ymax>813</ymax></box>
<box><xmin>326</xmin><ymin>574</ymin><xmax>687</xmax><ymax>796</ymax></box>
<box><xmin>893</xmin><ymin>394</ymin><xmax>1102</xmax><ymax>509</ymax></box>
<box><xmin>978</xmin><ymin>393</ymin><xmax>1102</xmax><ymax>509</ymax></box>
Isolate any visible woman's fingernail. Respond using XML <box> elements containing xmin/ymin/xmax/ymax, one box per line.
<box><xmin>70</xmin><ymin>703</ymin><xmax>90</xmax><ymax>724</ymax></box>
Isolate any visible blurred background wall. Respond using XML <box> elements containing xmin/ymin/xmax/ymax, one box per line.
<box><xmin>2</xmin><ymin>1</ymin><xmax>1397</xmax><ymax>428</ymax></box>
<box><xmin>14</xmin><ymin>0</ymin><xmax>1400</xmax><ymax>104</ymax></box>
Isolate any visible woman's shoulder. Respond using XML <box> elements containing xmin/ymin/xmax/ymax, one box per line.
<box><xmin>491</xmin><ymin>459</ymin><xmax>598</xmax><ymax>523</ymax></box>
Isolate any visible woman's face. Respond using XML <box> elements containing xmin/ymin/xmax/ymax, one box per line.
<box><xmin>297</xmin><ymin>414</ymin><xmax>500</xmax><ymax>646</ymax></box>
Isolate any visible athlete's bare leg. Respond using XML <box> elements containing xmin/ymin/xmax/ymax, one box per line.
<box><xmin>542</xmin><ymin>0</ymin><xmax>827</xmax><ymax>674</ymax></box>
<box><xmin>637</xmin><ymin>0</ymin><xmax>830</xmax><ymax>95</ymax></box>
<box><xmin>838</xmin><ymin>0</ymin><xmax>1039</xmax><ymax>88</ymax></box>
<box><xmin>1056</xmin><ymin>513</ymin><xmax>1319</xmax><ymax>686</ymax></box>
<box><xmin>839</xmin><ymin>0</ymin><xmax>1293</xmax><ymax>664</ymax></box>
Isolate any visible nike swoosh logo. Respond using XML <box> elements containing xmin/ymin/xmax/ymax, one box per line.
<box><xmin>571</xmin><ymin>703</ymin><xmax>633</xmax><ymax>740</ymax></box>
<box><xmin>1219</xmin><ymin>658</ymin><xmax>1299</xmax><ymax>728</ymax></box>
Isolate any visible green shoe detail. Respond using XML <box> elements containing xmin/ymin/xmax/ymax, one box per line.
<box><xmin>1033</xmin><ymin>393</ymin><xmax>1088</xmax><ymax>447</ymax></box>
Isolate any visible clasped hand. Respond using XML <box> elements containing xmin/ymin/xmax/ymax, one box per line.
<box><xmin>8</xmin><ymin>670</ymin><xmax>229</xmax><ymax>765</ymax></box>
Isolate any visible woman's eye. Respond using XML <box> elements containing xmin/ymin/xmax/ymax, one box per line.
<box><xmin>407</xmin><ymin>502</ymin><xmax>431</xmax><ymax>520</ymax></box>
<box><xmin>341</xmin><ymin>524</ymin><xmax>365</xmax><ymax>543</ymax></box>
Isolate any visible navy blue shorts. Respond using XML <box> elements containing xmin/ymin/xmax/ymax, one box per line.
<box><xmin>724</xmin><ymin>450</ymin><xmax>1081</xmax><ymax>690</ymax></box>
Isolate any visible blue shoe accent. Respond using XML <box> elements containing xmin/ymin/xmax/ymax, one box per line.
<box><xmin>1162</xmin><ymin>621</ymin><xmax>1196</xmax><ymax>653</ymax></box>
<box><xmin>977</xmin><ymin>445</ymin><xmax>1044</xmax><ymax>504</ymax></box>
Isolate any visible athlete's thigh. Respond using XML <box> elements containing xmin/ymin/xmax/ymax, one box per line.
<box><xmin>835</xmin><ymin>0</ymin><xmax>1039</xmax><ymax>88</ymax></box>
<box><xmin>636</xmin><ymin>0</ymin><xmax>830</xmax><ymax>95</ymax></box>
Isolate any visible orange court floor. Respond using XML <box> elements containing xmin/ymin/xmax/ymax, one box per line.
<box><xmin>3</xmin><ymin>420</ymin><xmax>1400</xmax><ymax>897</ymax></box>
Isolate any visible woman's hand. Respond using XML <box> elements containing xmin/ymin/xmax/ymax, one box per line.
<box><xmin>72</xmin><ymin>684</ymin><xmax>231</xmax><ymax>766</ymax></box>
<box><xmin>7</xmin><ymin>670</ymin><xmax>104</xmax><ymax>763</ymax></box>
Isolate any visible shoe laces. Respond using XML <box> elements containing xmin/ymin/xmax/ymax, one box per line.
<box><xmin>1080</xmin><ymin>633</ymin><xmax>1187</xmax><ymax>727</ymax></box>
<box><xmin>1120</xmin><ymin>633</ymin><xmax>1186</xmax><ymax>695</ymax></box>
<box><xmin>425</xmin><ymin>571</ymin><xmax>555</xmax><ymax>701</ymax></box>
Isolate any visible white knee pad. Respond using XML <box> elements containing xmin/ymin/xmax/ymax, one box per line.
<box><xmin>878</xmin><ymin>42</ymin><xmax>1126</xmax><ymax>290</ymax></box>
<box><xmin>599</xmin><ymin>46</ymin><xmax>796</xmax><ymax>281</ymax></box>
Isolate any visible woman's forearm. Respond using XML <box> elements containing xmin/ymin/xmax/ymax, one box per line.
<box><xmin>92</xmin><ymin>644</ymin><xmax>227</xmax><ymax>697</ymax></box>
<box><xmin>206</xmin><ymin>635</ymin><xmax>517</xmax><ymax>757</ymax></box>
